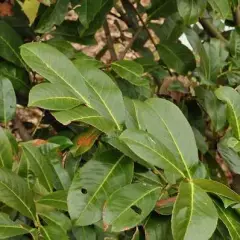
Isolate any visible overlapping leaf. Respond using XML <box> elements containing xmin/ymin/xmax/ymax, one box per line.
<box><xmin>40</xmin><ymin>225</ymin><xmax>68</xmax><ymax>240</ymax></box>
<box><xmin>68</xmin><ymin>150</ymin><xmax>133</xmax><ymax>226</ymax></box>
<box><xmin>29</xmin><ymin>82</ymin><xmax>81</xmax><ymax>110</ymax></box>
<box><xmin>103</xmin><ymin>183</ymin><xmax>161</xmax><ymax>232</ymax></box>
<box><xmin>172</xmin><ymin>181</ymin><xmax>218</xmax><ymax>240</ymax></box>
<box><xmin>20</xmin><ymin>43</ymin><xmax>89</xmax><ymax>104</ymax></box>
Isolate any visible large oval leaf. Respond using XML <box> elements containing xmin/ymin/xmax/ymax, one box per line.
<box><xmin>0</xmin><ymin>21</ymin><xmax>25</xmax><ymax>67</ymax></box>
<box><xmin>137</xmin><ymin>98</ymin><xmax>199</xmax><ymax>179</ymax></box>
<box><xmin>0</xmin><ymin>168</ymin><xmax>36</xmax><ymax>220</ymax></box>
<box><xmin>157</xmin><ymin>42</ymin><xmax>196</xmax><ymax>74</ymax></box>
<box><xmin>0</xmin><ymin>127</ymin><xmax>13</xmax><ymax>169</ymax></box>
<box><xmin>40</xmin><ymin>225</ymin><xmax>68</xmax><ymax>240</ymax></box>
<box><xmin>21</xmin><ymin>142</ymin><xmax>54</xmax><ymax>192</ymax></box>
<box><xmin>74</xmin><ymin>65</ymin><xmax>125</xmax><ymax>130</ymax></box>
<box><xmin>0</xmin><ymin>212</ymin><xmax>30</xmax><ymax>239</ymax></box>
<box><xmin>120</xmin><ymin>129</ymin><xmax>186</xmax><ymax>178</ymax></box>
<box><xmin>172</xmin><ymin>182</ymin><xmax>218</xmax><ymax>240</ymax></box>
<box><xmin>29</xmin><ymin>82</ymin><xmax>81</xmax><ymax>110</ymax></box>
<box><xmin>68</xmin><ymin>150</ymin><xmax>133</xmax><ymax>226</ymax></box>
<box><xmin>0</xmin><ymin>78</ymin><xmax>16</xmax><ymax>125</ymax></box>
<box><xmin>103</xmin><ymin>183</ymin><xmax>161</xmax><ymax>232</ymax></box>
<box><xmin>52</xmin><ymin>106</ymin><xmax>116</xmax><ymax>133</ymax></box>
<box><xmin>215</xmin><ymin>86</ymin><xmax>240</xmax><ymax>140</ymax></box>
<box><xmin>20</xmin><ymin>43</ymin><xmax>89</xmax><ymax>104</ymax></box>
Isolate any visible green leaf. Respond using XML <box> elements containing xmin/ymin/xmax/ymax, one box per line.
<box><xmin>137</xmin><ymin>98</ymin><xmax>199</xmax><ymax>179</ymax></box>
<box><xmin>192</xmin><ymin>127</ymin><xmax>208</xmax><ymax>154</ymax></box>
<box><xmin>20</xmin><ymin>43</ymin><xmax>89</xmax><ymax>105</ymax></box>
<box><xmin>37</xmin><ymin>190</ymin><xmax>67</xmax><ymax>211</ymax></box>
<box><xmin>0</xmin><ymin>78</ymin><xmax>16</xmax><ymax>125</ymax></box>
<box><xmin>193</xmin><ymin>179</ymin><xmax>240</xmax><ymax>203</ymax></box>
<box><xmin>215</xmin><ymin>202</ymin><xmax>240</xmax><ymax>240</ymax></box>
<box><xmin>103</xmin><ymin>183</ymin><xmax>161</xmax><ymax>232</ymax></box>
<box><xmin>215</xmin><ymin>86</ymin><xmax>240</xmax><ymax>140</ymax></box>
<box><xmin>28</xmin><ymin>83</ymin><xmax>81</xmax><ymax>110</ymax></box>
<box><xmin>74</xmin><ymin>66</ymin><xmax>125</xmax><ymax>130</ymax></box>
<box><xmin>144</xmin><ymin>214</ymin><xmax>173</xmax><ymax>240</ymax></box>
<box><xmin>112</xmin><ymin>60</ymin><xmax>147</xmax><ymax>86</ymax></box>
<box><xmin>147</xmin><ymin>0</ymin><xmax>177</xmax><ymax>19</ymax></box>
<box><xmin>196</xmin><ymin>87</ymin><xmax>226</xmax><ymax>132</ymax></box>
<box><xmin>21</xmin><ymin>142</ymin><xmax>54</xmax><ymax>192</ymax></box>
<box><xmin>0</xmin><ymin>168</ymin><xmax>36</xmax><ymax>220</ymax></box>
<box><xmin>72</xmin><ymin>226</ymin><xmax>96</xmax><ymax>240</ymax></box>
<box><xmin>0</xmin><ymin>212</ymin><xmax>30</xmax><ymax>239</ymax></box>
<box><xmin>0</xmin><ymin>21</ymin><xmax>25</xmax><ymax>67</ymax></box>
<box><xmin>40</xmin><ymin>225</ymin><xmax>68</xmax><ymax>240</ymax></box>
<box><xmin>177</xmin><ymin>0</ymin><xmax>206</xmax><ymax>24</ymax></box>
<box><xmin>207</xmin><ymin>0</ymin><xmax>231</xmax><ymax>19</ymax></box>
<box><xmin>134</xmin><ymin>170</ymin><xmax>163</xmax><ymax>186</ymax></box>
<box><xmin>36</xmin><ymin>0</ymin><xmax>70</xmax><ymax>33</ymax></box>
<box><xmin>120</xmin><ymin>129</ymin><xmax>186</xmax><ymax>178</ymax></box>
<box><xmin>0</xmin><ymin>126</ymin><xmax>13</xmax><ymax>169</ymax></box>
<box><xmin>172</xmin><ymin>181</ymin><xmax>218</xmax><ymax>240</ymax></box>
<box><xmin>52</xmin><ymin>106</ymin><xmax>116</xmax><ymax>133</ymax></box>
<box><xmin>73</xmin><ymin>52</ymin><xmax>103</xmax><ymax>69</ymax></box>
<box><xmin>46</xmin><ymin>38</ymin><xmax>75</xmax><ymax>59</ymax></box>
<box><xmin>157</xmin><ymin>42</ymin><xmax>196</xmax><ymax>74</ymax></box>
<box><xmin>71</xmin><ymin>128</ymin><xmax>101</xmax><ymax>157</ymax></box>
<box><xmin>0</xmin><ymin>62</ymin><xmax>29</xmax><ymax>94</ymax></box>
<box><xmin>48</xmin><ymin>136</ymin><xmax>73</xmax><ymax>151</ymax></box>
<box><xmin>68</xmin><ymin>150</ymin><xmax>133</xmax><ymax>226</ymax></box>
<box><xmin>39</xmin><ymin>211</ymin><xmax>71</xmax><ymax>232</ymax></box>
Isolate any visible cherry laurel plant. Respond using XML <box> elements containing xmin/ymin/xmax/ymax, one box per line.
<box><xmin>2</xmin><ymin>0</ymin><xmax>240</xmax><ymax>239</ymax></box>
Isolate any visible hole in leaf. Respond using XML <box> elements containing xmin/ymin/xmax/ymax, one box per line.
<box><xmin>81</xmin><ymin>188</ymin><xmax>88</xmax><ymax>194</ymax></box>
<box><xmin>131</xmin><ymin>205</ymin><xmax>142</xmax><ymax>215</ymax></box>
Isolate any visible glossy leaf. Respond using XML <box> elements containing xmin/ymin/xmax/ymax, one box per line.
<box><xmin>20</xmin><ymin>43</ymin><xmax>89</xmax><ymax>104</ymax></box>
<box><xmin>193</xmin><ymin>179</ymin><xmax>240</xmax><ymax>202</ymax></box>
<box><xmin>112</xmin><ymin>60</ymin><xmax>147</xmax><ymax>86</ymax></box>
<box><xmin>71</xmin><ymin>128</ymin><xmax>101</xmax><ymax>157</ymax></box>
<box><xmin>0</xmin><ymin>168</ymin><xmax>36</xmax><ymax>220</ymax></box>
<box><xmin>36</xmin><ymin>0</ymin><xmax>70</xmax><ymax>33</ymax></box>
<box><xmin>52</xmin><ymin>106</ymin><xmax>116</xmax><ymax>133</ymax></box>
<box><xmin>208</xmin><ymin>0</ymin><xmax>231</xmax><ymax>19</ymax></box>
<box><xmin>40</xmin><ymin>225</ymin><xmax>68</xmax><ymax>240</ymax></box>
<box><xmin>0</xmin><ymin>78</ymin><xmax>16</xmax><ymax>124</ymax></box>
<box><xmin>172</xmin><ymin>181</ymin><xmax>218</xmax><ymax>240</ymax></box>
<box><xmin>28</xmin><ymin>82</ymin><xmax>81</xmax><ymax>110</ymax></box>
<box><xmin>37</xmin><ymin>190</ymin><xmax>67</xmax><ymax>211</ymax></box>
<box><xmin>157</xmin><ymin>42</ymin><xmax>196</xmax><ymax>74</ymax></box>
<box><xmin>0</xmin><ymin>126</ymin><xmax>13</xmax><ymax>169</ymax></box>
<box><xmin>0</xmin><ymin>21</ymin><xmax>25</xmax><ymax>67</ymax></box>
<box><xmin>103</xmin><ymin>183</ymin><xmax>161</xmax><ymax>232</ymax></box>
<box><xmin>73</xmin><ymin>52</ymin><xmax>103</xmax><ymax>69</ymax></box>
<box><xmin>120</xmin><ymin>129</ymin><xmax>186</xmax><ymax>178</ymax></box>
<box><xmin>0</xmin><ymin>212</ymin><xmax>30</xmax><ymax>239</ymax></box>
<box><xmin>215</xmin><ymin>86</ymin><xmax>240</xmax><ymax>140</ymax></box>
<box><xmin>177</xmin><ymin>0</ymin><xmax>206</xmax><ymax>24</ymax></box>
<box><xmin>68</xmin><ymin>150</ymin><xmax>133</xmax><ymax>226</ymax></box>
<box><xmin>74</xmin><ymin>66</ymin><xmax>125</xmax><ymax>130</ymax></box>
<box><xmin>72</xmin><ymin>226</ymin><xmax>96</xmax><ymax>240</ymax></box>
<box><xmin>215</xmin><ymin>202</ymin><xmax>240</xmax><ymax>240</ymax></box>
<box><xmin>137</xmin><ymin>98</ymin><xmax>199</xmax><ymax>178</ymax></box>
<box><xmin>21</xmin><ymin>142</ymin><xmax>54</xmax><ymax>192</ymax></box>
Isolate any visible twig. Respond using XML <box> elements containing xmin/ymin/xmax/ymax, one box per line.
<box><xmin>12</xmin><ymin>114</ymin><xmax>32</xmax><ymax>141</ymax></box>
<box><xmin>103</xmin><ymin>20</ymin><xmax>118</xmax><ymax>61</ymax></box>
<box><xmin>199</xmin><ymin>18</ymin><xmax>228</xmax><ymax>43</ymax></box>
<box><xmin>119</xmin><ymin>27</ymin><xmax>143</xmax><ymax>59</ymax></box>
<box><xmin>156</xmin><ymin>196</ymin><xmax>176</xmax><ymax>207</ymax></box>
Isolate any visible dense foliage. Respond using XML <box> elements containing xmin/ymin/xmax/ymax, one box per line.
<box><xmin>2</xmin><ymin>0</ymin><xmax>240</xmax><ymax>239</ymax></box>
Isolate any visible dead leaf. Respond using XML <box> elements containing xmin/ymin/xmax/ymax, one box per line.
<box><xmin>0</xmin><ymin>2</ymin><xmax>13</xmax><ymax>17</ymax></box>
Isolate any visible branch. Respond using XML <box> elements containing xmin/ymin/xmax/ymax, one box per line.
<box><xmin>199</xmin><ymin>18</ymin><xmax>228</xmax><ymax>43</ymax></box>
<box><xmin>103</xmin><ymin>20</ymin><xmax>118</xmax><ymax>61</ymax></box>
<box><xmin>119</xmin><ymin>27</ymin><xmax>143</xmax><ymax>60</ymax></box>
